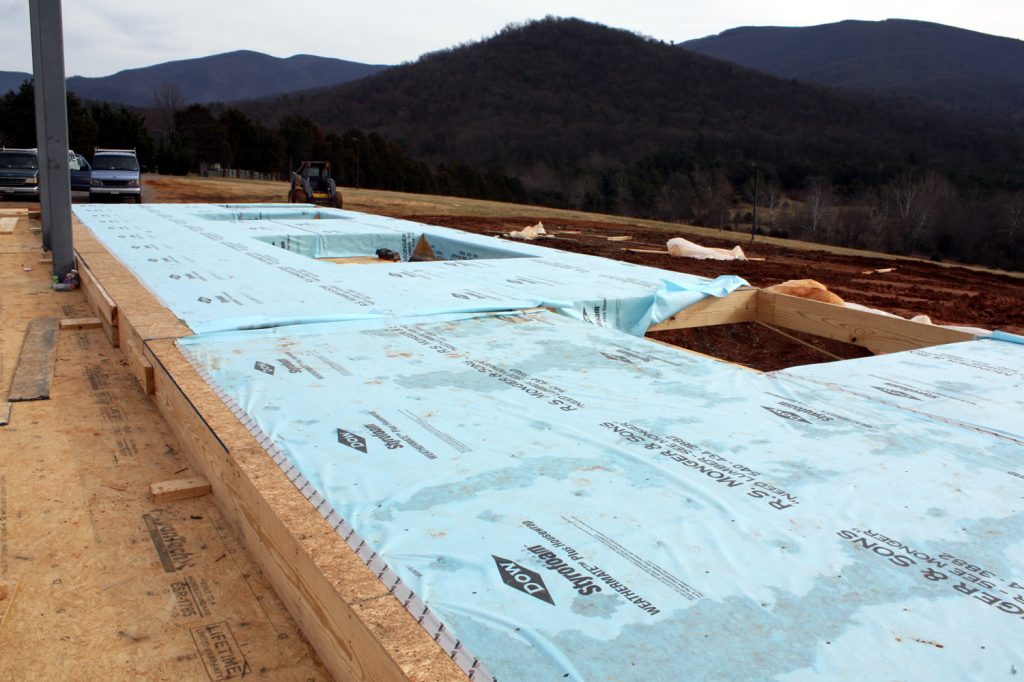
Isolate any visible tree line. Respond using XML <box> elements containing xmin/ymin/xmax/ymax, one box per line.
<box><xmin>0</xmin><ymin>81</ymin><xmax>526</xmax><ymax>204</ymax></box>
<box><xmin>2</xmin><ymin>70</ymin><xmax>1022</xmax><ymax>270</ymax></box>
<box><xmin>566</xmin><ymin>158</ymin><xmax>1024</xmax><ymax>270</ymax></box>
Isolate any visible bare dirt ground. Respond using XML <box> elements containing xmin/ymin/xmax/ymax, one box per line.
<box><xmin>18</xmin><ymin>174</ymin><xmax>1021</xmax><ymax>370</ymax></box>
<box><xmin>412</xmin><ymin>217</ymin><xmax>1024</xmax><ymax>370</ymax></box>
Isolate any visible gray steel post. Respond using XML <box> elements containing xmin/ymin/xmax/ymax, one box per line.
<box><xmin>29</xmin><ymin>0</ymin><xmax>74</xmax><ymax>280</ymax></box>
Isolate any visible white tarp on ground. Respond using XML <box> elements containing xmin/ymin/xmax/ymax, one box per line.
<box><xmin>667</xmin><ymin>236</ymin><xmax>747</xmax><ymax>260</ymax></box>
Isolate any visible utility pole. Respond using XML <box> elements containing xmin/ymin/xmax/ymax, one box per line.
<box><xmin>750</xmin><ymin>162</ymin><xmax>759</xmax><ymax>243</ymax></box>
<box><xmin>29</xmin><ymin>0</ymin><xmax>74</xmax><ymax>280</ymax></box>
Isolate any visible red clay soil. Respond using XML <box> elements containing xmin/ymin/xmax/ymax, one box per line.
<box><xmin>408</xmin><ymin>215</ymin><xmax>1024</xmax><ymax>371</ymax></box>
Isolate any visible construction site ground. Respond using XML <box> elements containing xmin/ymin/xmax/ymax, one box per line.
<box><xmin>147</xmin><ymin>175</ymin><xmax>1024</xmax><ymax>370</ymax></box>
<box><xmin>0</xmin><ymin>212</ymin><xmax>328</xmax><ymax>679</ymax></box>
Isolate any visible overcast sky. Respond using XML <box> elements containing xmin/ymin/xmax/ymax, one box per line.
<box><xmin>1</xmin><ymin>0</ymin><xmax>1022</xmax><ymax>76</ymax></box>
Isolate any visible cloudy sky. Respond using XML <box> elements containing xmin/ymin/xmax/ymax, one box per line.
<box><xmin>2</xmin><ymin>0</ymin><xmax>1022</xmax><ymax>76</ymax></box>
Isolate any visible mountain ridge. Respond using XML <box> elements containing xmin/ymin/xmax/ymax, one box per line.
<box><xmin>682</xmin><ymin>19</ymin><xmax>1024</xmax><ymax>119</ymax></box>
<box><xmin>239</xmin><ymin>17</ymin><xmax>1023</xmax><ymax>192</ymax></box>
<box><xmin>0</xmin><ymin>50</ymin><xmax>388</xmax><ymax>105</ymax></box>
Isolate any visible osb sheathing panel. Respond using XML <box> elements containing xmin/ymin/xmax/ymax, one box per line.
<box><xmin>0</xmin><ymin>215</ymin><xmax>327</xmax><ymax>679</ymax></box>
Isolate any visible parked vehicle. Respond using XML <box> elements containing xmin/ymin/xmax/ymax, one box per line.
<box><xmin>90</xmin><ymin>148</ymin><xmax>142</xmax><ymax>203</ymax></box>
<box><xmin>288</xmin><ymin>160</ymin><xmax>343</xmax><ymax>208</ymax></box>
<box><xmin>69</xmin><ymin>152</ymin><xmax>91</xmax><ymax>192</ymax></box>
<box><xmin>0</xmin><ymin>147</ymin><xmax>40</xmax><ymax>200</ymax></box>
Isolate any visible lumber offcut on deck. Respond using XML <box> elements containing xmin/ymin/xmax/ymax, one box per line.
<box><xmin>0</xmin><ymin>215</ymin><xmax>327</xmax><ymax>679</ymax></box>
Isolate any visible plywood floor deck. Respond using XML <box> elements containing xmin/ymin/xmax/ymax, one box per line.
<box><xmin>0</xmin><ymin>216</ymin><xmax>328</xmax><ymax>680</ymax></box>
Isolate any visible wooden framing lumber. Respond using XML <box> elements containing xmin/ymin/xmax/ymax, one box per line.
<box><xmin>77</xmin><ymin>257</ymin><xmax>119</xmax><ymax>347</ymax></box>
<box><xmin>60</xmin><ymin>317</ymin><xmax>102</xmax><ymax>330</ymax></box>
<box><xmin>648</xmin><ymin>287</ymin><xmax>973</xmax><ymax>354</ymax></box>
<box><xmin>319</xmin><ymin>256</ymin><xmax>392</xmax><ymax>265</ymax></box>
<box><xmin>9</xmin><ymin>317</ymin><xmax>59</xmax><ymax>402</ymax></box>
<box><xmin>757</xmin><ymin>290</ymin><xmax>973</xmax><ymax>354</ymax></box>
<box><xmin>119</xmin><ymin>314</ymin><xmax>156</xmax><ymax>395</ymax></box>
<box><xmin>0</xmin><ymin>402</ymin><xmax>10</xmax><ymax>427</ymax></box>
<box><xmin>648</xmin><ymin>287</ymin><xmax>759</xmax><ymax>331</ymax></box>
<box><xmin>149</xmin><ymin>476</ymin><xmax>211</xmax><ymax>503</ymax></box>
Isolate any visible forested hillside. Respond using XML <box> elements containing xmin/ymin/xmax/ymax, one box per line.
<box><xmin>238</xmin><ymin>18</ymin><xmax>1024</xmax><ymax>269</ymax></box>
<box><xmin>3</xmin><ymin>18</ymin><xmax>1022</xmax><ymax>270</ymax></box>
<box><xmin>245</xmin><ymin>19</ymin><xmax>1022</xmax><ymax>189</ymax></box>
<box><xmin>683</xmin><ymin>19</ymin><xmax>1024</xmax><ymax>121</ymax></box>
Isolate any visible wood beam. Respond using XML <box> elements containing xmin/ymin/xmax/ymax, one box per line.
<box><xmin>76</xmin><ymin>256</ymin><xmax>119</xmax><ymax>347</ymax></box>
<box><xmin>757</xmin><ymin>290</ymin><xmax>973</xmax><ymax>354</ymax></box>
<box><xmin>9</xmin><ymin>317</ymin><xmax>59</xmax><ymax>402</ymax></box>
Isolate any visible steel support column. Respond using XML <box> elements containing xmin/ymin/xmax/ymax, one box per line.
<box><xmin>29</xmin><ymin>0</ymin><xmax>74</xmax><ymax>279</ymax></box>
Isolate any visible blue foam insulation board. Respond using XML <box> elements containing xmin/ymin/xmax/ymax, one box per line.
<box><xmin>74</xmin><ymin>203</ymin><xmax>1024</xmax><ymax>680</ymax></box>
<box><xmin>72</xmin><ymin>203</ymin><xmax>745</xmax><ymax>335</ymax></box>
<box><xmin>777</xmin><ymin>338</ymin><xmax>1024</xmax><ymax>445</ymax></box>
<box><xmin>179</xmin><ymin>311</ymin><xmax>1024</xmax><ymax>681</ymax></box>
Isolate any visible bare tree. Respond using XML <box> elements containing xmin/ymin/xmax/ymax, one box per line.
<box><xmin>152</xmin><ymin>82</ymin><xmax>185</xmax><ymax>134</ymax></box>
<box><xmin>653</xmin><ymin>172</ymin><xmax>694</xmax><ymax>222</ymax></box>
<box><xmin>1002</xmin><ymin>191</ymin><xmax>1024</xmax><ymax>263</ymax></box>
<box><xmin>802</xmin><ymin>176</ymin><xmax>836</xmax><ymax>240</ymax></box>
<box><xmin>690</xmin><ymin>166</ymin><xmax>732</xmax><ymax>229</ymax></box>
<box><xmin>886</xmin><ymin>172</ymin><xmax>950</xmax><ymax>252</ymax></box>
<box><xmin>565</xmin><ymin>174</ymin><xmax>595</xmax><ymax>210</ymax></box>
<box><xmin>867</xmin><ymin>190</ymin><xmax>890</xmax><ymax>249</ymax></box>
<box><xmin>612</xmin><ymin>171</ymin><xmax>632</xmax><ymax>215</ymax></box>
<box><xmin>761</xmin><ymin>180</ymin><xmax>781</xmax><ymax>229</ymax></box>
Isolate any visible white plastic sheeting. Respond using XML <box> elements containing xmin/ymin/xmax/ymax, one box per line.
<box><xmin>667</xmin><ymin>236</ymin><xmax>747</xmax><ymax>260</ymax></box>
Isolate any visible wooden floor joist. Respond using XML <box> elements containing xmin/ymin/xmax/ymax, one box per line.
<box><xmin>76</xmin><ymin>254</ymin><xmax>120</xmax><ymax>347</ymax></box>
<box><xmin>757</xmin><ymin>290</ymin><xmax>973</xmax><ymax>354</ymax></box>
<box><xmin>8</xmin><ymin>317</ymin><xmax>59</xmax><ymax>402</ymax></box>
<box><xmin>648</xmin><ymin>287</ymin><xmax>973</xmax><ymax>354</ymax></box>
